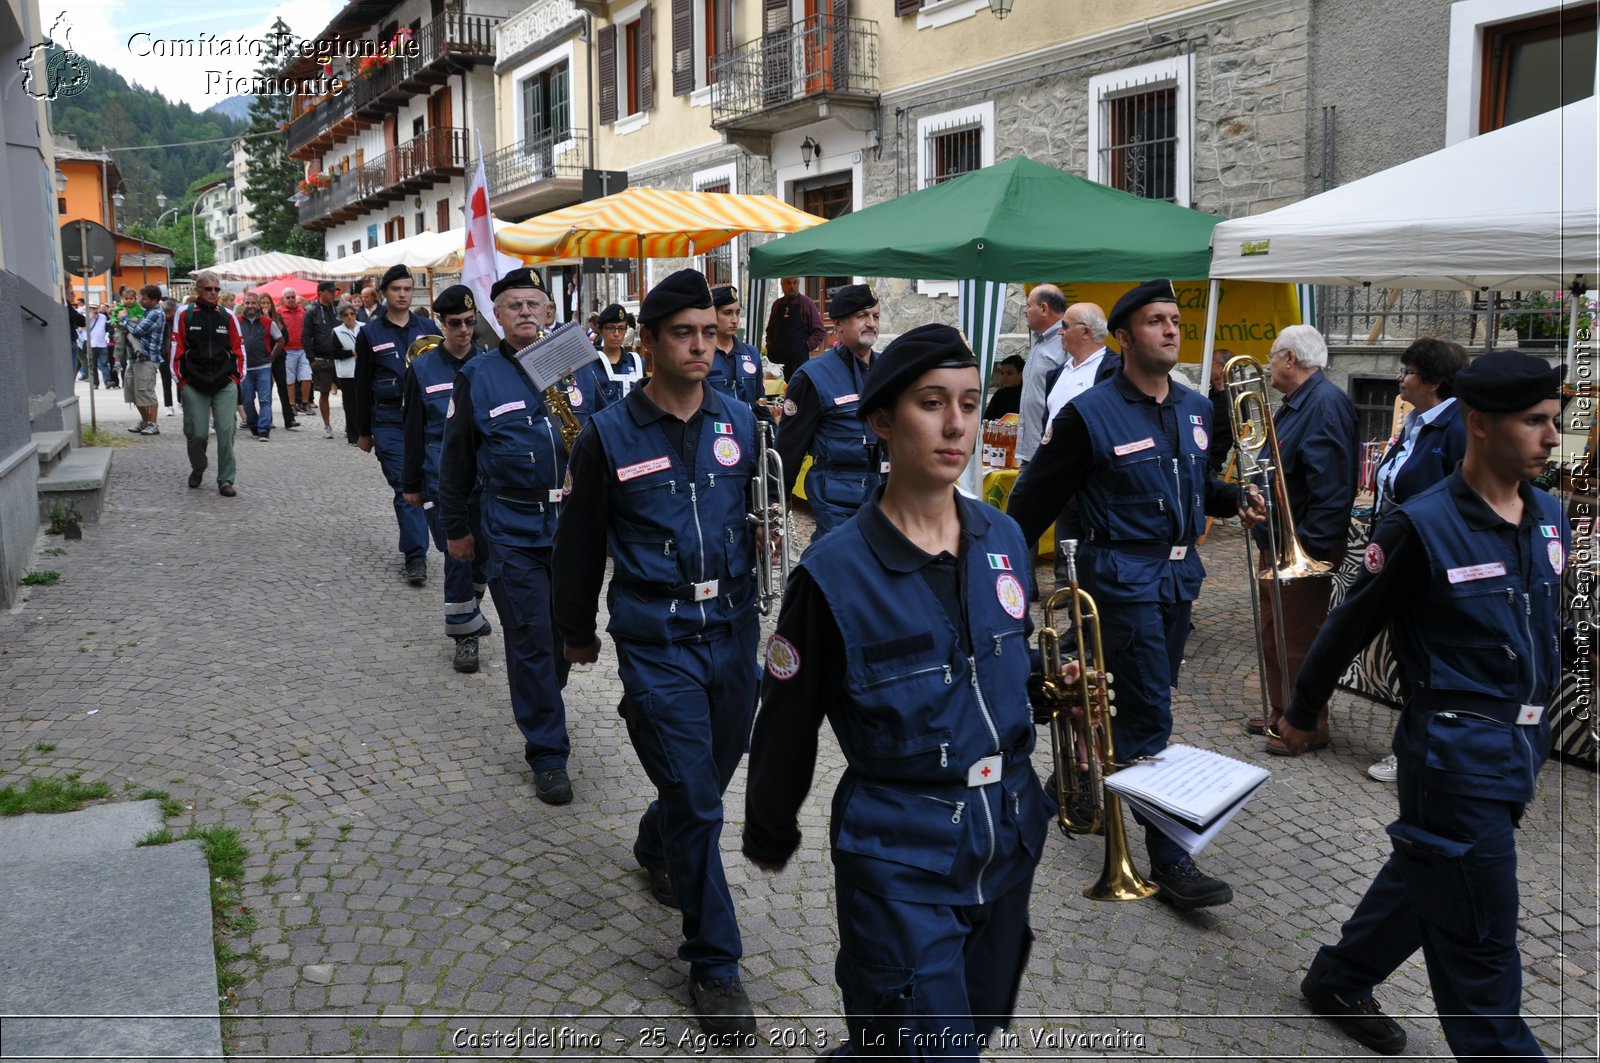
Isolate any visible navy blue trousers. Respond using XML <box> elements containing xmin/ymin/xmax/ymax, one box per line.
<box><xmin>424</xmin><ymin>501</ymin><xmax>487</xmax><ymax>639</ymax></box>
<box><xmin>485</xmin><ymin>544</ymin><xmax>569</xmax><ymax>772</ymax></box>
<box><xmin>833</xmin><ymin>873</ymin><xmax>1034</xmax><ymax>1061</ymax></box>
<box><xmin>1096</xmin><ymin>597</ymin><xmax>1192</xmax><ymax>869</ymax></box>
<box><xmin>616</xmin><ymin>626</ymin><xmax>759</xmax><ymax>980</ymax></box>
<box><xmin>1307</xmin><ymin>706</ymin><xmax>1545</xmax><ymax>1061</ymax></box>
<box><xmin>370</xmin><ymin>415</ymin><xmax>429</xmax><ymax>564</ymax></box>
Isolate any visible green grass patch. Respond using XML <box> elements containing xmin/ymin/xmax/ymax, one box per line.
<box><xmin>138</xmin><ymin>823</ymin><xmax>257</xmax><ymax>1007</ymax></box>
<box><xmin>41</xmin><ymin>546</ymin><xmax>66</xmax><ymax>557</ymax></box>
<box><xmin>81</xmin><ymin>426</ymin><xmax>137</xmax><ymax>448</ymax></box>
<box><xmin>135</xmin><ymin>828</ymin><xmax>174</xmax><ymax>846</ymax></box>
<box><xmin>33</xmin><ymin>742</ymin><xmax>56</xmax><ymax>753</ymax></box>
<box><xmin>0</xmin><ymin>776</ymin><xmax>111</xmax><ymax>815</ymax></box>
<box><xmin>337</xmin><ymin>823</ymin><xmax>354</xmax><ymax>838</ymax></box>
<box><xmin>293</xmin><ymin>836</ymin><xmax>311</xmax><ymax>849</ymax></box>
<box><xmin>136</xmin><ymin>788</ymin><xmax>185</xmax><ymax>819</ymax></box>
<box><xmin>20</xmin><ymin>570</ymin><xmax>61</xmax><ymax>587</ymax></box>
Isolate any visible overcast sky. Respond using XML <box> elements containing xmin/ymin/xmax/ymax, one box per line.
<box><xmin>39</xmin><ymin>0</ymin><xmax>343</xmax><ymax>116</ymax></box>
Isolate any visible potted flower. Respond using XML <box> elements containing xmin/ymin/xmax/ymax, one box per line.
<box><xmin>1500</xmin><ymin>291</ymin><xmax>1590</xmax><ymax>347</ymax></box>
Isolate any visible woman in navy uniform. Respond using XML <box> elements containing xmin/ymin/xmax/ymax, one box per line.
<box><xmin>553</xmin><ymin>269</ymin><xmax>764</xmax><ymax>1039</ymax></box>
<box><xmin>591</xmin><ymin>302</ymin><xmax>646</xmax><ymax>405</ymax></box>
<box><xmin>776</xmin><ymin>284</ymin><xmax>882</xmax><ymax>540</ymax></box>
<box><xmin>352</xmin><ymin>264</ymin><xmax>441</xmax><ymax>584</ymax></box>
<box><xmin>401</xmin><ymin>284</ymin><xmax>491</xmax><ymax>674</ymax></box>
<box><xmin>745</xmin><ymin>324</ymin><xmax>1054</xmax><ymax>1060</ymax></box>
<box><xmin>436</xmin><ymin>269</ymin><xmax>575</xmax><ymax>806</ymax></box>
<box><xmin>706</xmin><ymin>284</ymin><xmax>768</xmax><ymax>416</ymax></box>
<box><xmin>1280</xmin><ymin>350</ymin><xmax>1568</xmax><ymax>1061</ymax></box>
<box><xmin>1006</xmin><ymin>280</ymin><xmax>1262</xmax><ymax>910</ymax></box>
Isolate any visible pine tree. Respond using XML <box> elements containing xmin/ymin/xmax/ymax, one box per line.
<box><xmin>243</xmin><ymin>18</ymin><xmax>322</xmax><ymax>257</ymax></box>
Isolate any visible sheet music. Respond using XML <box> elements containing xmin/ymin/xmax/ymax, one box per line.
<box><xmin>513</xmin><ymin>323</ymin><xmax>601</xmax><ymax>391</ymax></box>
<box><xmin>1115</xmin><ymin>786</ymin><xmax>1259</xmax><ymax>857</ymax></box>
<box><xmin>1102</xmin><ymin>743</ymin><xmax>1270</xmax><ymax>827</ymax></box>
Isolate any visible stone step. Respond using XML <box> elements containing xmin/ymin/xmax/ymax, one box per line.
<box><xmin>0</xmin><ymin>799</ymin><xmax>164</xmax><ymax>868</ymax></box>
<box><xmin>36</xmin><ymin>445</ymin><xmax>112</xmax><ymax>525</ymax></box>
<box><xmin>0</xmin><ymin>839</ymin><xmax>223</xmax><ymax>1063</ymax></box>
<box><xmin>31</xmin><ymin>430</ymin><xmax>72</xmax><ymax>477</ymax></box>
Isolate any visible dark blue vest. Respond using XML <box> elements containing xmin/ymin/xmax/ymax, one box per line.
<box><xmin>410</xmin><ymin>345</ymin><xmax>478</xmax><ymax>495</ymax></box>
<box><xmin>707</xmin><ymin>340</ymin><xmax>764</xmax><ymax>411</ymax></box>
<box><xmin>365</xmin><ymin>313</ymin><xmax>441</xmax><ymax>412</ymax></box>
<box><xmin>798</xmin><ymin>497</ymin><xmax>1050</xmax><ymax>905</ymax></box>
<box><xmin>592</xmin><ymin>394</ymin><xmax>759</xmax><ymax>643</ymax></box>
<box><xmin>593</xmin><ymin>349</ymin><xmax>646</xmax><ymax>406</ymax></box>
<box><xmin>788</xmin><ymin>343</ymin><xmax>881</xmax><ymax>512</ymax></box>
<box><xmin>1071</xmin><ymin>376</ymin><xmax>1213</xmax><ymax>603</ymax></box>
<box><xmin>457</xmin><ymin>349</ymin><xmax>567</xmax><ymax>549</ymax></box>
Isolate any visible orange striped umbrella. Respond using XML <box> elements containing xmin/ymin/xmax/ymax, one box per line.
<box><xmin>497</xmin><ymin>187</ymin><xmax>825</xmax><ymax>292</ymax></box>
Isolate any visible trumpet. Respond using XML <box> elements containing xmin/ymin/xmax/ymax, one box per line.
<box><xmin>748</xmin><ymin>421</ymin><xmax>789</xmax><ymax>615</ymax></box>
<box><xmin>1032</xmin><ymin>540</ymin><xmax>1158</xmax><ymax>902</ymax></box>
<box><xmin>1224</xmin><ymin>355</ymin><xmax>1331</xmax><ymax>714</ymax></box>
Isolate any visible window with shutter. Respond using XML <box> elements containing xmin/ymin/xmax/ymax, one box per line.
<box><xmin>598</xmin><ymin>24</ymin><xmax>617</xmax><ymax>124</ymax></box>
<box><xmin>895</xmin><ymin>0</ymin><xmax>922</xmax><ymax>14</ymax></box>
<box><xmin>762</xmin><ymin>0</ymin><xmax>791</xmax><ymax>107</ymax></box>
<box><xmin>673</xmin><ymin>0</ymin><xmax>694</xmax><ymax>97</ymax></box>
<box><xmin>639</xmin><ymin>4</ymin><xmax>656</xmax><ymax>112</ymax></box>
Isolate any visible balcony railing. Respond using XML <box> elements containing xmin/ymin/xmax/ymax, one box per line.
<box><xmin>287</xmin><ymin>10</ymin><xmax>503</xmax><ymax>157</ymax></box>
<box><xmin>298</xmin><ymin>126</ymin><xmax>470</xmax><ymax>227</ymax></box>
<box><xmin>483</xmin><ymin>130</ymin><xmax>587</xmax><ymax>200</ymax></box>
<box><xmin>710</xmin><ymin>15</ymin><xmax>877</xmax><ymax>130</ymax></box>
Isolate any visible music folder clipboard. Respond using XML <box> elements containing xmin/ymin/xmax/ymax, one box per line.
<box><xmin>1103</xmin><ymin>744</ymin><xmax>1270</xmax><ymax>856</ymax></box>
<box><xmin>513</xmin><ymin>323</ymin><xmax>601</xmax><ymax>391</ymax></box>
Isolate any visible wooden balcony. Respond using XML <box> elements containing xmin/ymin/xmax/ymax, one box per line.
<box><xmin>298</xmin><ymin>127</ymin><xmax>470</xmax><ymax>230</ymax></box>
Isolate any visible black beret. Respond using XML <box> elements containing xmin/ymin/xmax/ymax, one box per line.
<box><xmin>433</xmin><ymin>284</ymin><xmax>476</xmax><ymax>317</ymax></box>
<box><xmin>378</xmin><ymin>264</ymin><xmax>413</xmax><ymax>291</ymax></box>
<box><xmin>1108</xmin><ymin>278</ymin><xmax>1179</xmax><ymax>334</ymax></box>
<box><xmin>597</xmin><ymin>303</ymin><xmax>627</xmax><ymax>328</ymax></box>
<box><xmin>490</xmin><ymin>267</ymin><xmax>546</xmax><ymax>302</ymax></box>
<box><xmin>859</xmin><ymin>323</ymin><xmax>978</xmax><ymax>418</ymax></box>
<box><xmin>316</xmin><ymin>280</ymin><xmax>337</xmax><ymax>293</ymax></box>
<box><xmin>829</xmin><ymin>283</ymin><xmax>878</xmax><ymax>320</ymax></box>
<box><xmin>639</xmin><ymin>269</ymin><xmax>713</xmax><ymax>328</ymax></box>
<box><xmin>1453</xmin><ymin>349</ymin><xmax>1562</xmax><ymax>413</ymax></box>
<box><xmin>711</xmin><ymin>284</ymin><xmax>740</xmax><ymax>308</ymax></box>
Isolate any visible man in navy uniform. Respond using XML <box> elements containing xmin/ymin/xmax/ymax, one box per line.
<box><xmin>1280</xmin><ymin>350</ymin><xmax>1567</xmax><ymax>1061</ymax></box>
<box><xmin>776</xmin><ymin>283</ymin><xmax>881</xmax><ymax>540</ymax></box>
<box><xmin>353</xmin><ymin>264</ymin><xmax>441</xmax><ymax>585</ymax></box>
<box><xmin>707</xmin><ymin>284</ymin><xmax>767</xmax><ymax>417</ymax></box>
<box><xmin>437</xmin><ymin>269</ymin><xmax>575</xmax><ymax>806</ymax></box>
<box><xmin>553</xmin><ymin>268</ymin><xmax>764</xmax><ymax>1037</ymax></box>
<box><xmin>402</xmin><ymin>284</ymin><xmax>492</xmax><ymax>674</ymax></box>
<box><xmin>1007</xmin><ymin>279</ymin><xmax>1263</xmax><ymax>910</ymax></box>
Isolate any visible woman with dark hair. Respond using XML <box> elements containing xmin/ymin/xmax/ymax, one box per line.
<box><xmin>259</xmin><ymin>292</ymin><xmax>299</xmax><ymax>431</ymax></box>
<box><xmin>1364</xmin><ymin>337</ymin><xmax>1469</xmax><ymax>784</ymax></box>
<box><xmin>1372</xmin><ymin>338</ymin><xmax>1470</xmax><ymax>523</ymax></box>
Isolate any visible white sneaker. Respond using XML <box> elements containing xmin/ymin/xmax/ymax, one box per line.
<box><xmin>164</xmin><ymin>406</ymin><xmax>175</xmax><ymax>417</ymax></box>
<box><xmin>323</xmin><ymin>423</ymin><xmax>334</xmax><ymax>438</ymax></box>
<box><xmin>1367</xmin><ymin>754</ymin><xmax>1398</xmax><ymax>783</ymax></box>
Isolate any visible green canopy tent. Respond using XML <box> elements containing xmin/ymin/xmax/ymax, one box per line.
<box><xmin>748</xmin><ymin>156</ymin><xmax>1224</xmax><ymax>489</ymax></box>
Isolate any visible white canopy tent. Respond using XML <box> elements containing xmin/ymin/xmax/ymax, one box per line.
<box><xmin>1203</xmin><ymin>96</ymin><xmax>1597</xmax><ymax>382</ymax></box>
<box><xmin>322</xmin><ymin>220</ymin><xmax>545</xmax><ymax>278</ymax></box>
<box><xmin>206</xmin><ymin>252</ymin><xmax>337</xmax><ymax>282</ymax></box>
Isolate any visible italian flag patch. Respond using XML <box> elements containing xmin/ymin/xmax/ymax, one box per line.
<box><xmin>714</xmin><ymin>421</ymin><xmax>733</xmax><ymax>434</ymax></box>
<box><xmin>987</xmin><ymin>553</ymin><xmax>1012</xmax><ymax>570</ymax></box>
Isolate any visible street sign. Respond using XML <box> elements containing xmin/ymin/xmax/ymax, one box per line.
<box><xmin>60</xmin><ymin>219</ymin><xmax>117</xmax><ymax>278</ymax></box>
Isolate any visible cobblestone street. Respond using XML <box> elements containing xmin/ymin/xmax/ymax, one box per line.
<box><xmin>2</xmin><ymin>380</ymin><xmax>1595</xmax><ymax>1060</ymax></box>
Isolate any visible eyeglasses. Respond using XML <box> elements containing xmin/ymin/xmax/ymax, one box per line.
<box><xmin>1398</xmin><ymin>367</ymin><xmax>1420</xmax><ymax>378</ymax></box>
<box><xmin>1268</xmin><ymin>347</ymin><xmax>1288</xmax><ymax>360</ymax></box>
<box><xmin>442</xmin><ymin>315</ymin><xmax>477</xmax><ymax>330</ymax></box>
<box><xmin>197</xmin><ymin>285</ymin><xmax>220</xmax><ymax>292</ymax></box>
<box><xmin>601</xmin><ymin>324</ymin><xmax>627</xmax><ymax>333</ymax></box>
<box><xmin>498</xmin><ymin>299</ymin><xmax>545</xmax><ymax>314</ymax></box>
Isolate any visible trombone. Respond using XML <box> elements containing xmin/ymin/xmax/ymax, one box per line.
<box><xmin>1223</xmin><ymin>355</ymin><xmax>1332</xmax><ymax>718</ymax></box>
<box><xmin>748</xmin><ymin>421</ymin><xmax>789</xmax><ymax>615</ymax></box>
<box><xmin>1032</xmin><ymin>539</ymin><xmax>1157</xmax><ymax>902</ymax></box>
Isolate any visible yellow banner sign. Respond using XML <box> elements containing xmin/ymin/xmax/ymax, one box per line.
<box><xmin>1044</xmin><ymin>280</ymin><xmax>1301</xmax><ymax>363</ymax></box>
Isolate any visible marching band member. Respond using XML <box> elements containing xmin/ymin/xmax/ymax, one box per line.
<box><xmin>707</xmin><ymin>284</ymin><xmax>768</xmax><ymax>418</ymax></box>
<box><xmin>592</xmin><ymin>302</ymin><xmax>646</xmax><ymax>405</ymax></box>
<box><xmin>776</xmin><ymin>284</ymin><xmax>882</xmax><ymax>540</ymax></box>
<box><xmin>745</xmin><ymin>324</ymin><xmax>1053</xmax><ymax>1060</ymax></box>
<box><xmin>553</xmin><ymin>269</ymin><xmax>763</xmax><ymax>1038</ymax></box>
<box><xmin>436</xmin><ymin>269</ymin><xmax>575</xmax><ymax>806</ymax></box>
<box><xmin>1281</xmin><ymin>350</ymin><xmax>1567</xmax><ymax>1061</ymax></box>
<box><xmin>1007</xmin><ymin>280</ymin><xmax>1262</xmax><ymax>910</ymax></box>
<box><xmin>1243</xmin><ymin>325</ymin><xmax>1359</xmax><ymax>755</ymax></box>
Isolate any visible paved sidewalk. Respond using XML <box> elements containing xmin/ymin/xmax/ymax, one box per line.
<box><xmin>1</xmin><ymin>380</ymin><xmax>1594</xmax><ymax>1060</ymax></box>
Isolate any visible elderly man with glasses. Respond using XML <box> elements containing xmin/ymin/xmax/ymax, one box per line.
<box><xmin>401</xmin><ymin>285</ymin><xmax>493</xmax><ymax>674</ymax></box>
<box><xmin>1242</xmin><ymin>324</ymin><xmax>1360</xmax><ymax>755</ymax></box>
<box><xmin>171</xmin><ymin>271</ymin><xmax>246</xmax><ymax>495</ymax></box>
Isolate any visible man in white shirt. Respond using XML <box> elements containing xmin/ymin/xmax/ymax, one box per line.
<box><xmin>1043</xmin><ymin>302</ymin><xmax>1114</xmax><ymax>425</ymax></box>
<box><xmin>1015</xmin><ymin>285</ymin><xmax>1066</xmax><ymax>465</ymax></box>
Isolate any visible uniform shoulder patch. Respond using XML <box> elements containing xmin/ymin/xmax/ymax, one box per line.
<box><xmin>765</xmin><ymin>634</ymin><xmax>800</xmax><ymax>680</ymax></box>
<box><xmin>1363</xmin><ymin>541</ymin><xmax>1385</xmax><ymax>574</ymax></box>
<box><xmin>782</xmin><ymin>398</ymin><xmax>798</xmax><ymax>417</ymax></box>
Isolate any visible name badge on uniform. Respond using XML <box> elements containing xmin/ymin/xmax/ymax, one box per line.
<box><xmin>424</xmin><ymin>382</ymin><xmax>453</xmax><ymax>394</ymax></box>
<box><xmin>1517</xmin><ymin>704</ymin><xmax>1545</xmax><ymax>725</ymax></box>
<box><xmin>834</xmin><ymin>393</ymin><xmax>860</xmax><ymax>406</ymax></box>
<box><xmin>488</xmin><ymin>400</ymin><xmax>526</xmax><ymax>418</ymax></box>
<box><xmin>1114</xmin><ymin>437</ymin><xmax>1156</xmax><ymax>457</ymax></box>
<box><xmin>1446</xmin><ymin>561</ymin><xmax>1506</xmax><ymax>584</ymax></box>
<box><xmin>1168</xmin><ymin>546</ymin><xmax>1188</xmax><ymax>560</ymax></box>
<box><xmin>617</xmin><ymin>455</ymin><xmax>672</xmax><ymax>482</ymax></box>
<box><xmin>422</xmin><ymin>500</ymin><xmax>434</xmax><ymax>510</ymax></box>
<box><xmin>372</xmin><ymin>342</ymin><xmax>395</xmax><ymax>352</ymax></box>
<box><xmin>693</xmin><ymin>579</ymin><xmax>720</xmax><ymax>600</ymax></box>
<box><xmin>967</xmin><ymin>755</ymin><xmax>1002</xmax><ymax>788</ymax></box>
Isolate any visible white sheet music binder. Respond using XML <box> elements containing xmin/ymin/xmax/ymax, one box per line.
<box><xmin>1103</xmin><ymin>743</ymin><xmax>1271</xmax><ymax>856</ymax></box>
<box><xmin>513</xmin><ymin>323</ymin><xmax>601</xmax><ymax>391</ymax></box>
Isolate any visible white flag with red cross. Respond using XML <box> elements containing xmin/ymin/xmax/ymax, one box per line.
<box><xmin>462</xmin><ymin>131</ymin><xmax>521</xmax><ymax>338</ymax></box>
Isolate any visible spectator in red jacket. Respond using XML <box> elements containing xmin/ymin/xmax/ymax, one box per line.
<box><xmin>172</xmin><ymin>271</ymin><xmax>246</xmax><ymax>496</ymax></box>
